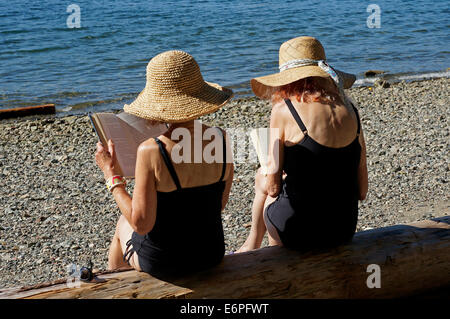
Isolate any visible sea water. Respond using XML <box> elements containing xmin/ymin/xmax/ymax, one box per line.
<box><xmin>0</xmin><ymin>0</ymin><xmax>448</xmax><ymax>114</ymax></box>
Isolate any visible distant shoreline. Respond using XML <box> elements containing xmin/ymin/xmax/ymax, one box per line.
<box><xmin>1</xmin><ymin>73</ymin><xmax>450</xmax><ymax>120</ymax></box>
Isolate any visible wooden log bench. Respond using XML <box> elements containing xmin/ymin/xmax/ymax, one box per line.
<box><xmin>1</xmin><ymin>216</ymin><xmax>449</xmax><ymax>299</ymax></box>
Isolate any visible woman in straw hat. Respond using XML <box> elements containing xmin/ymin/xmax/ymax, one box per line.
<box><xmin>237</xmin><ymin>36</ymin><xmax>368</xmax><ymax>253</ymax></box>
<box><xmin>95</xmin><ymin>50</ymin><xmax>234</xmax><ymax>278</ymax></box>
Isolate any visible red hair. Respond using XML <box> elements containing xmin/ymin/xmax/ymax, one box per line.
<box><xmin>271</xmin><ymin>77</ymin><xmax>341</xmax><ymax>104</ymax></box>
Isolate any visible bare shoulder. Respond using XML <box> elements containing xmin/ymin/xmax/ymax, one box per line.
<box><xmin>271</xmin><ymin>100</ymin><xmax>286</xmax><ymax>114</ymax></box>
<box><xmin>138</xmin><ymin>138</ymin><xmax>159</xmax><ymax>153</ymax></box>
<box><xmin>137</xmin><ymin>138</ymin><xmax>160</xmax><ymax>165</ymax></box>
<box><xmin>270</xmin><ymin>100</ymin><xmax>288</xmax><ymax>126</ymax></box>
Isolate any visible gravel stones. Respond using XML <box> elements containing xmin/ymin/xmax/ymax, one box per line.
<box><xmin>0</xmin><ymin>78</ymin><xmax>449</xmax><ymax>288</ymax></box>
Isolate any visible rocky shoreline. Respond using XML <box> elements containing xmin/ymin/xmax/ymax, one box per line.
<box><xmin>0</xmin><ymin>78</ymin><xmax>449</xmax><ymax>288</ymax></box>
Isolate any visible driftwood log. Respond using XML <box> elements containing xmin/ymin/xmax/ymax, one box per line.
<box><xmin>1</xmin><ymin>216</ymin><xmax>449</xmax><ymax>299</ymax></box>
<box><xmin>0</xmin><ymin>104</ymin><xmax>55</xmax><ymax>119</ymax></box>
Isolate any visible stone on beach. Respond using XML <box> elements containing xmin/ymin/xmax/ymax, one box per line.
<box><xmin>364</xmin><ymin>70</ymin><xmax>386</xmax><ymax>77</ymax></box>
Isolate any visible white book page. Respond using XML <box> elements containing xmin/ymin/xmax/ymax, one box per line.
<box><xmin>117</xmin><ymin>112</ymin><xmax>168</xmax><ymax>144</ymax></box>
<box><xmin>95</xmin><ymin>112</ymin><xmax>168</xmax><ymax>178</ymax></box>
<box><xmin>250</xmin><ymin>128</ymin><xmax>271</xmax><ymax>175</ymax></box>
<box><xmin>95</xmin><ymin>113</ymin><xmax>139</xmax><ymax>178</ymax></box>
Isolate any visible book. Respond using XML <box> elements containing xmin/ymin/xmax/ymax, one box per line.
<box><xmin>250</xmin><ymin>127</ymin><xmax>281</xmax><ymax>175</ymax></box>
<box><xmin>250</xmin><ymin>128</ymin><xmax>271</xmax><ymax>175</ymax></box>
<box><xmin>89</xmin><ymin>112</ymin><xmax>168</xmax><ymax>178</ymax></box>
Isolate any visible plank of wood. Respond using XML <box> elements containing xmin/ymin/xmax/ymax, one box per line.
<box><xmin>2</xmin><ymin>216</ymin><xmax>449</xmax><ymax>299</ymax></box>
<box><xmin>0</xmin><ymin>104</ymin><xmax>55</xmax><ymax>119</ymax></box>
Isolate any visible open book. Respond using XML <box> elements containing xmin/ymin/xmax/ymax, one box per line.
<box><xmin>89</xmin><ymin>112</ymin><xmax>168</xmax><ymax>178</ymax></box>
<box><xmin>250</xmin><ymin>128</ymin><xmax>271</xmax><ymax>175</ymax></box>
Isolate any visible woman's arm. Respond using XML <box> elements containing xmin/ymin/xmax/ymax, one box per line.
<box><xmin>221</xmin><ymin>162</ymin><xmax>234</xmax><ymax>211</ymax></box>
<box><xmin>219</xmin><ymin>129</ymin><xmax>234</xmax><ymax>211</ymax></box>
<box><xmin>265</xmin><ymin>103</ymin><xmax>285</xmax><ymax>197</ymax></box>
<box><xmin>357</xmin><ymin>128</ymin><xmax>368</xmax><ymax>200</ymax></box>
<box><xmin>125</xmin><ymin>142</ymin><xmax>158</xmax><ymax>234</ymax></box>
<box><xmin>95</xmin><ymin>140</ymin><xmax>158</xmax><ymax>235</ymax></box>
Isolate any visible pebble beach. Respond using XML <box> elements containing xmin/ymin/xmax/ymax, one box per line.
<box><xmin>0</xmin><ymin>78</ymin><xmax>448</xmax><ymax>289</ymax></box>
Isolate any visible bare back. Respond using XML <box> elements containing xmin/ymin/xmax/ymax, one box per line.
<box><xmin>141</xmin><ymin>121</ymin><xmax>233</xmax><ymax>193</ymax></box>
<box><xmin>278</xmin><ymin>99</ymin><xmax>359</xmax><ymax>148</ymax></box>
<box><xmin>267</xmin><ymin>97</ymin><xmax>367</xmax><ymax>200</ymax></box>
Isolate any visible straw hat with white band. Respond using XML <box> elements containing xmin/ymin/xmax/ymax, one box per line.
<box><xmin>251</xmin><ymin>36</ymin><xmax>356</xmax><ymax>100</ymax></box>
<box><xmin>124</xmin><ymin>50</ymin><xmax>233</xmax><ymax>123</ymax></box>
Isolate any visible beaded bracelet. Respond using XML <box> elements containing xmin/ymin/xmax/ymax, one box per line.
<box><xmin>106</xmin><ymin>175</ymin><xmax>126</xmax><ymax>192</ymax></box>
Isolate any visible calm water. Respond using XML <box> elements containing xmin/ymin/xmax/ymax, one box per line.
<box><xmin>0</xmin><ymin>0</ymin><xmax>449</xmax><ymax>114</ymax></box>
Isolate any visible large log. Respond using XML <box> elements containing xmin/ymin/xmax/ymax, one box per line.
<box><xmin>1</xmin><ymin>216</ymin><xmax>449</xmax><ymax>299</ymax></box>
<box><xmin>0</xmin><ymin>104</ymin><xmax>55</xmax><ymax>119</ymax></box>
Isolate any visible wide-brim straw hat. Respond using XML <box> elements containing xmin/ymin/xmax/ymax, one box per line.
<box><xmin>251</xmin><ymin>36</ymin><xmax>356</xmax><ymax>99</ymax></box>
<box><xmin>124</xmin><ymin>50</ymin><xmax>233</xmax><ymax>123</ymax></box>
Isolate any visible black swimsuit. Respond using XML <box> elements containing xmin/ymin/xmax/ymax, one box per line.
<box><xmin>124</xmin><ymin>129</ymin><xmax>226</xmax><ymax>279</ymax></box>
<box><xmin>265</xmin><ymin>98</ymin><xmax>361</xmax><ymax>251</ymax></box>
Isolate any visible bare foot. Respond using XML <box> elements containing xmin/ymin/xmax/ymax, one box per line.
<box><xmin>235</xmin><ymin>238</ymin><xmax>261</xmax><ymax>253</ymax></box>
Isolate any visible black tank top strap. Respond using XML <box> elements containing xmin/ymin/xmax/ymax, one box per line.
<box><xmin>216</xmin><ymin>127</ymin><xmax>227</xmax><ymax>182</ymax></box>
<box><xmin>154</xmin><ymin>137</ymin><xmax>182</xmax><ymax>191</ymax></box>
<box><xmin>284</xmin><ymin>98</ymin><xmax>308</xmax><ymax>135</ymax></box>
<box><xmin>351</xmin><ymin>103</ymin><xmax>361</xmax><ymax>135</ymax></box>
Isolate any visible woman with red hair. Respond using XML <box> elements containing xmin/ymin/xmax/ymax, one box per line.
<box><xmin>237</xmin><ymin>37</ymin><xmax>368</xmax><ymax>252</ymax></box>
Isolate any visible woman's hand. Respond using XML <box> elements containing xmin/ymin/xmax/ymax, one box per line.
<box><xmin>95</xmin><ymin>140</ymin><xmax>121</xmax><ymax>179</ymax></box>
<box><xmin>265</xmin><ymin>171</ymin><xmax>283</xmax><ymax>197</ymax></box>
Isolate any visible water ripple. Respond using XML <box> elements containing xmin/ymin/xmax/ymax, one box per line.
<box><xmin>0</xmin><ymin>0</ymin><xmax>448</xmax><ymax>113</ymax></box>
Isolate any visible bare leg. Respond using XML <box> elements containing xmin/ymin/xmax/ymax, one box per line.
<box><xmin>108</xmin><ymin>231</ymin><xmax>126</xmax><ymax>270</ymax></box>
<box><xmin>108</xmin><ymin>215</ymin><xmax>141</xmax><ymax>271</ymax></box>
<box><xmin>236</xmin><ymin>170</ymin><xmax>268</xmax><ymax>253</ymax></box>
